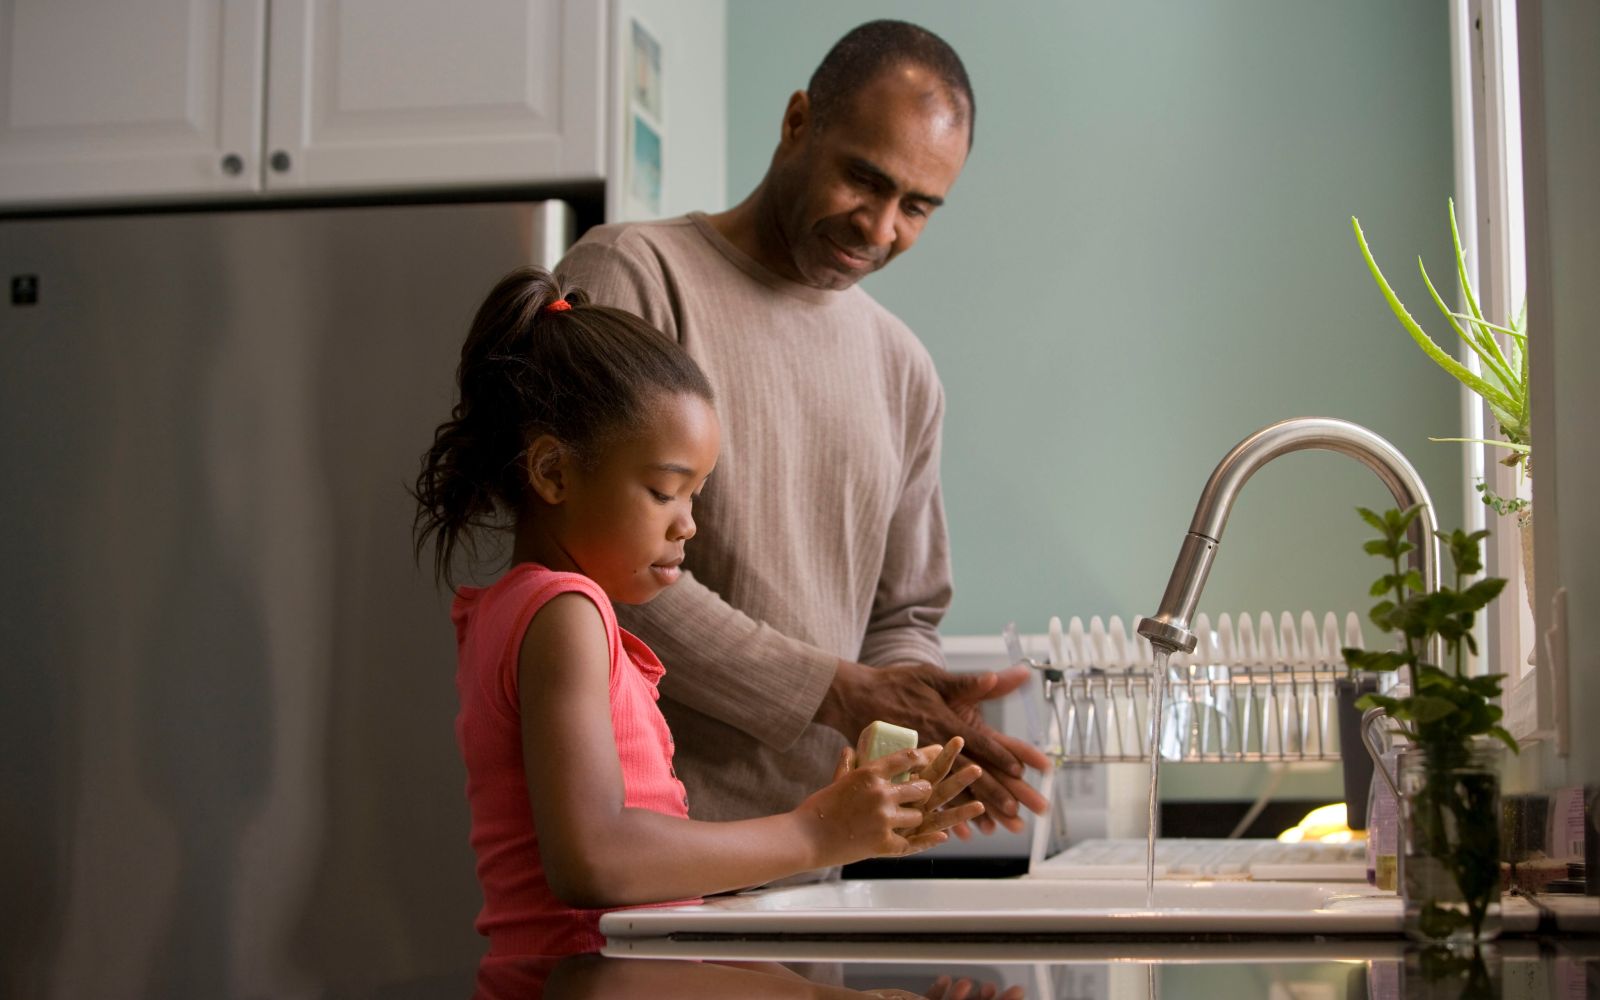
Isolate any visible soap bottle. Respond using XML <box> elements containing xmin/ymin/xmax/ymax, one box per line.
<box><xmin>1365</xmin><ymin>769</ymin><xmax>1380</xmax><ymax>886</ymax></box>
<box><xmin>1366</xmin><ymin>740</ymin><xmax>1404</xmax><ymax>890</ymax></box>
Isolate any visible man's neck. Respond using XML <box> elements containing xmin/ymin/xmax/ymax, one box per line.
<box><xmin>705</xmin><ymin>188</ymin><xmax>805</xmax><ymax>286</ymax></box>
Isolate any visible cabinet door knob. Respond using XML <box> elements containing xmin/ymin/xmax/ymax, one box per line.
<box><xmin>269</xmin><ymin>150</ymin><xmax>292</xmax><ymax>173</ymax></box>
<box><xmin>220</xmin><ymin>153</ymin><xmax>244</xmax><ymax>176</ymax></box>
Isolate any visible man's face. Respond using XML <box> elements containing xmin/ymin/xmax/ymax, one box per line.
<box><xmin>770</xmin><ymin>65</ymin><xmax>969</xmax><ymax>291</ymax></box>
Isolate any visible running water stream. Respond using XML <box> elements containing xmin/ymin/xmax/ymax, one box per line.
<box><xmin>1144</xmin><ymin>649</ymin><xmax>1172</xmax><ymax>907</ymax></box>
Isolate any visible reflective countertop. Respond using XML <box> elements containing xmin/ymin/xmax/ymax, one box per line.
<box><xmin>451</xmin><ymin>938</ymin><xmax>1600</xmax><ymax>999</ymax></box>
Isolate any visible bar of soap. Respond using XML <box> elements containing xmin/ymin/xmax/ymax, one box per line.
<box><xmin>857</xmin><ymin>720</ymin><xmax>918</xmax><ymax>783</ymax></box>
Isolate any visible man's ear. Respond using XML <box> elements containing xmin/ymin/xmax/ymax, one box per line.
<box><xmin>779</xmin><ymin>89</ymin><xmax>811</xmax><ymax>148</ymax></box>
<box><xmin>524</xmin><ymin>434</ymin><xmax>572</xmax><ymax>505</ymax></box>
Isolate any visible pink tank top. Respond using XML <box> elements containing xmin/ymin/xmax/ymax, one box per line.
<box><xmin>452</xmin><ymin>563</ymin><xmax>694</xmax><ymax>956</ymax></box>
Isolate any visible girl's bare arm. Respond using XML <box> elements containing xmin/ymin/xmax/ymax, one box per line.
<box><xmin>519</xmin><ymin>593</ymin><xmax>976</xmax><ymax>909</ymax></box>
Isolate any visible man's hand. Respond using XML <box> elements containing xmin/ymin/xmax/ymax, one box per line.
<box><xmin>816</xmin><ymin>659</ymin><xmax>1050</xmax><ymax>834</ymax></box>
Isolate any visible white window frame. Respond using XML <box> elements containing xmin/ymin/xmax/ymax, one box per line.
<box><xmin>1453</xmin><ymin>0</ymin><xmax>1551</xmax><ymax>742</ymax></box>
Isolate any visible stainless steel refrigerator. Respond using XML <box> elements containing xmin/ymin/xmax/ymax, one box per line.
<box><xmin>1</xmin><ymin>201</ymin><xmax>574</xmax><ymax>999</ymax></box>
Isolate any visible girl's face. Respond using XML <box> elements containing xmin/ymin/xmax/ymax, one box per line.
<box><xmin>557</xmin><ymin>392</ymin><xmax>720</xmax><ymax>605</ymax></box>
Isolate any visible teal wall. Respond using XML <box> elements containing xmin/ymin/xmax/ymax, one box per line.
<box><xmin>726</xmin><ymin>2</ymin><xmax>1463</xmax><ymax>655</ymax></box>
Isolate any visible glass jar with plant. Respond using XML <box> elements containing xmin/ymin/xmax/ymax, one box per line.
<box><xmin>1351</xmin><ymin>202</ymin><xmax>1532</xmax><ymax>612</ymax></box>
<box><xmin>1342</xmin><ymin>505</ymin><xmax>1518</xmax><ymax>946</ymax></box>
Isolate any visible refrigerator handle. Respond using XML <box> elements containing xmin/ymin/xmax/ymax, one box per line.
<box><xmin>531</xmin><ymin>200</ymin><xmax>576</xmax><ymax>270</ymax></box>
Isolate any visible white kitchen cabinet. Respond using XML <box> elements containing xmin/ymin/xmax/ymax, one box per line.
<box><xmin>0</xmin><ymin>0</ymin><xmax>608</xmax><ymax>207</ymax></box>
<box><xmin>264</xmin><ymin>0</ymin><xmax>604</xmax><ymax>195</ymax></box>
<box><xmin>0</xmin><ymin>0</ymin><xmax>267</xmax><ymax>205</ymax></box>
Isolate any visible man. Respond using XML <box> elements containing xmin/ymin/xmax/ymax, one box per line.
<box><xmin>556</xmin><ymin>20</ymin><xmax>1047</xmax><ymax>852</ymax></box>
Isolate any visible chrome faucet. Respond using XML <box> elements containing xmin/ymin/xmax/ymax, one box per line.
<box><xmin>1137</xmin><ymin>417</ymin><xmax>1439</xmax><ymax>659</ymax></box>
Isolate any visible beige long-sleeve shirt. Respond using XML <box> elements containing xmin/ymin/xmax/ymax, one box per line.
<box><xmin>556</xmin><ymin>213</ymin><xmax>952</xmax><ymax>823</ymax></box>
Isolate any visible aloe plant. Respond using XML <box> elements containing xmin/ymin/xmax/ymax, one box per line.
<box><xmin>1351</xmin><ymin>202</ymin><xmax>1529</xmax><ymax>492</ymax></box>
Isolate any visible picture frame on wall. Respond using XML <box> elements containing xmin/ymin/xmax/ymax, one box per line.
<box><xmin>625</xmin><ymin>17</ymin><xmax>664</xmax><ymax>217</ymax></box>
<box><xmin>629</xmin><ymin>115</ymin><xmax>662</xmax><ymax>215</ymax></box>
<box><xmin>631</xmin><ymin>18</ymin><xmax>662</xmax><ymax>120</ymax></box>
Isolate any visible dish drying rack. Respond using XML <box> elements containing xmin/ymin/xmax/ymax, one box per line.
<box><xmin>1007</xmin><ymin>611</ymin><xmax>1385</xmax><ymax>764</ymax></box>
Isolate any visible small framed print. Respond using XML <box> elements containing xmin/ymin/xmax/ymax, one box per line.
<box><xmin>630</xmin><ymin>19</ymin><xmax>662</xmax><ymax>120</ymax></box>
<box><xmin>624</xmin><ymin>16</ymin><xmax>665</xmax><ymax>217</ymax></box>
<box><xmin>629</xmin><ymin>113</ymin><xmax>662</xmax><ymax>215</ymax></box>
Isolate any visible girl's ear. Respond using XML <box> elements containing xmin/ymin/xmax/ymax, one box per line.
<box><xmin>524</xmin><ymin>434</ymin><xmax>572</xmax><ymax>505</ymax></box>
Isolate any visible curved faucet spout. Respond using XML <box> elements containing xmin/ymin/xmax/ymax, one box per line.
<box><xmin>1136</xmin><ymin>417</ymin><xmax>1439</xmax><ymax>659</ymax></box>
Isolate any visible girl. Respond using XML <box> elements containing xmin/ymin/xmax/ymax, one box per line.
<box><xmin>414</xmin><ymin>267</ymin><xmax>982</xmax><ymax>957</ymax></box>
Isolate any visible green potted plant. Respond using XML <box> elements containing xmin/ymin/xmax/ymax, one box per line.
<box><xmin>1351</xmin><ymin>200</ymin><xmax>1529</xmax><ymax>483</ymax></box>
<box><xmin>1351</xmin><ymin>201</ymin><xmax>1532</xmax><ymax>604</ymax></box>
<box><xmin>1342</xmin><ymin>505</ymin><xmax>1518</xmax><ymax>945</ymax></box>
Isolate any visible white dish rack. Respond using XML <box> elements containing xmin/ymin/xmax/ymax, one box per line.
<box><xmin>1011</xmin><ymin>611</ymin><xmax>1383</xmax><ymax>764</ymax></box>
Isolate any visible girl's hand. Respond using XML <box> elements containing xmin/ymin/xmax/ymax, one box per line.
<box><xmin>797</xmin><ymin>746</ymin><xmax>942</xmax><ymax>867</ymax></box>
<box><xmin>904</xmin><ymin>736</ymin><xmax>986</xmax><ymax>846</ymax></box>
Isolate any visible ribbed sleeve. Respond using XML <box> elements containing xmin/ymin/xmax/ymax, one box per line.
<box><xmin>622</xmin><ymin>573</ymin><xmax>839</xmax><ymax>750</ymax></box>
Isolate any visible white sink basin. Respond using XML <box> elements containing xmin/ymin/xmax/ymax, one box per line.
<box><xmin>600</xmin><ymin>877</ymin><xmax>1424</xmax><ymax>939</ymax></box>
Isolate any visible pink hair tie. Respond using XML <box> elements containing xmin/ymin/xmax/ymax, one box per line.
<box><xmin>545</xmin><ymin>298</ymin><xmax>572</xmax><ymax>313</ymax></box>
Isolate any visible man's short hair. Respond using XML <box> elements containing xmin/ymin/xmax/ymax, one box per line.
<box><xmin>807</xmin><ymin>20</ymin><xmax>975</xmax><ymax>145</ymax></box>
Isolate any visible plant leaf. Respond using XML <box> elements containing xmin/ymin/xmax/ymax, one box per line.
<box><xmin>1516</xmin><ymin>305</ymin><xmax>1531</xmax><ymax>438</ymax></box>
<box><xmin>1414</xmin><ymin>668</ymin><xmax>1450</xmax><ymax>691</ymax></box>
<box><xmin>1460</xmin><ymin>577</ymin><xmax>1509</xmax><ymax>610</ymax></box>
<box><xmin>1428</xmin><ymin>436</ymin><xmax>1531</xmax><ymax>454</ymax></box>
<box><xmin>1448</xmin><ymin>198</ymin><xmax>1486</xmax><ymax>324</ymax></box>
<box><xmin>1446</xmin><ymin>311</ymin><xmax>1525</xmax><ymax>342</ymax></box>
<box><xmin>1355</xmin><ymin>693</ymin><xmax>1403</xmax><ymax>714</ymax></box>
<box><xmin>1392</xmin><ymin>505</ymin><xmax>1427</xmax><ymax>534</ymax></box>
<box><xmin>1422</xmin><ymin>259</ymin><xmax>1517</xmax><ymax>391</ymax></box>
<box><xmin>1464</xmin><ymin>674</ymin><xmax>1507</xmax><ymax>697</ymax></box>
<box><xmin>1489</xmin><ymin>726</ymin><xmax>1521</xmax><ymax>753</ymax></box>
<box><xmin>1351</xmin><ymin>217</ymin><xmax>1522</xmax><ymax>417</ymax></box>
<box><xmin>1368</xmin><ymin>600</ymin><xmax>1399</xmax><ymax>631</ymax></box>
<box><xmin>1357</xmin><ymin>507</ymin><xmax>1387</xmax><ymax>533</ymax></box>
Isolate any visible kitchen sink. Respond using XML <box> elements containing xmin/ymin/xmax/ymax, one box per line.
<box><xmin>600</xmin><ymin>876</ymin><xmax>1578</xmax><ymax>941</ymax></box>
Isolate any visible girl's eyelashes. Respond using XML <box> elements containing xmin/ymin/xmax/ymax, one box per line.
<box><xmin>651</xmin><ymin>475</ymin><xmax>709</xmax><ymax>504</ymax></box>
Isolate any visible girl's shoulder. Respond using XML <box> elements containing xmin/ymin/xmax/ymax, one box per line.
<box><xmin>452</xmin><ymin>565</ymin><xmax>622</xmax><ymax>709</ymax></box>
<box><xmin>452</xmin><ymin>563</ymin><xmax>616</xmax><ymax>639</ymax></box>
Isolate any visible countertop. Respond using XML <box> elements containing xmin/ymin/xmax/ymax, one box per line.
<box><xmin>455</xmin><ymin>938</ymin><xmax>1600</xmax><ymax>999</ymax></box>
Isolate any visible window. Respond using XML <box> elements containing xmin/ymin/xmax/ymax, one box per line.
<box><xmin>1453</xmin><ymin>0</ymin><xmax>1548</xmax><ymax>740</ymax></box>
